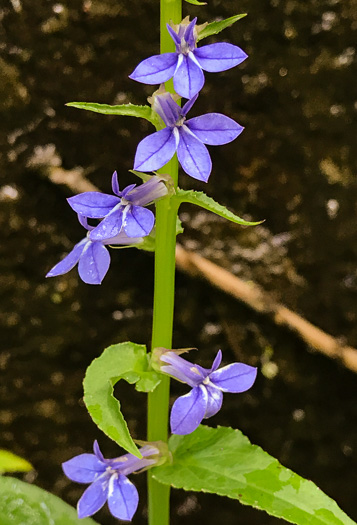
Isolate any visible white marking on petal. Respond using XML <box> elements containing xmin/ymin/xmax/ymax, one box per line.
<box><xmin>173</xmin><ymin>127</ymin><xmax>180</xmax><ymax>148</ymax></box>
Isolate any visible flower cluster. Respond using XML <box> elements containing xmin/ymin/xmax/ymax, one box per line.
<box><xmin>46</xmin><ymin>172</ymin><xmax>167</xmax><ymax>284</ymax></box>
<box><xmin>48</xmin><ymin>16</ymin><xmax>247</xmax><ymax>283</ymax></box>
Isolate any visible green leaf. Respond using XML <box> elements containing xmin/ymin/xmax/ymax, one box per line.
<box><xmin>197</xmin><ymin>14</ymin><xmax>247</xmax><ymax>42</ymax></box>
<box><xmin>0</xmin><ymin>477</ymin><xmax>98</xmax><ymax>525</ymax></box>
<box><xmin>185</xmin><ymin>0</ymin><xmax>207</xmax><ymax>5</ymax></box>
<box><xmin>174</xmin><ymin>189</ymin><xmax>262</xmax><ymax>226</ymax></box>
<box><xmin>129</xmin><ymin>170</ymin><xmax>153</xmax><ymax>183</ymax></box>
<box><xmin>83</xmin><ymin>342</ymin><xmax>161</xmax><ymax>457</ymax></box>
<box><xmin>66</xmin><ymin>102</ymin><xmax>162</xmax><ymax>129</ymax></box>
<box><xmin>0</xmin><ymin>450</ymin><xmax>33</xmax><ymax>474</ymax></box>
<box><xmin>153</xmin><ymin>426</ymin><xmax>355</xmax><ymax>525</ymax></box>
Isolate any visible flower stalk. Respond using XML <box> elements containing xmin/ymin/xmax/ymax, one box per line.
<box><xmin>146</xmin><ymin>1</ymin><xmax>181</xmax><ymax>524</ymax></box>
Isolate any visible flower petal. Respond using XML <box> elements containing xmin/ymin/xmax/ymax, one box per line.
<box><xmin>93</xmin><ymin>440</ymin><xmax>106</xmax><ymax>463</ymax></box>
<box><xmin>186</xmin><ymin>113</ymin><xmax>244</xmax><ymax>145</ymax></box>
<box><xmin>77</xmin><ymin>476</ymin><xmax>109</xmax><ymax>519</ymax></box>
<box><xmin>89</xmin><ymin>207</ymin><xmax>124</xmax><ymax>241</ymax></box>
<box><xmin>62</xmin><ymin>453</ymin><xmax>106</xmax><ymax>483</ymax></box>
<box><xmin>160</xmin><ymin>351</ymin><xmax>207</xmax><ymax>387</ymax></box>
<box><xmin>107</xmin><ymin>474</ymin><xmax>139</xmax><ymax>521</ymax></box>
<box><xmin>204</xmin><ymin>385</ymin><xmax>223</xmax><ymax>419</ymax></box>
<box><xmin>121</xmin><ymin>184</ymin><xmax>137</xmax><ymax>198</ymax></box>
<box><xmin>123</xmin><ymin>206</ymin><xmax>155</xmax><ymax>237</ymax></box>
<box><xmin>129</xmin><ymin>53</ymin><xmax>178</xmax><ymax>85</ymax></box>
<box><xmin>134</xmin><ymin>128</ymin><xmax>177</xmax><ymax>172</ymax></box>
<box><xmin>181</xmin><ymin>93</ymin><xmax>199</xmax><ymax>117</ymax></box>
<box><xmin>173</xmin><ymin>54</ymin><xmax>204</xmax><ymax>99</ymax></box>
<box><xmin>126</xmin><ymin>176</ymin><xmax>167</xmax><ymax>206</ymax></box>
<box><xmin>170</xmin><ymin>385</ymin><xmax>208</xmax><ymax>435</ymax></box>
<box><xmin>46</xmin><ymin>238</ymin><xmax>87</xmax><ymax>278</ymax></box>
<box><xmin>78</xmin><ymin>214</ymin><xmax>94</xmax><ymax>231</ymax></box>
<box><xmin>109</xmin><ymin>445</ymin><xmax>158</xmax><ymax>476</ymax></box>
<box><xmin>166</xmin><ymin>23</ymin><xmax>181</xmax><ymax>46</ymax></box>
<box><xmin>194</xmin><ymin>43</ymin><xmax>248</xmax><ymax>72</ymax></box>
<box><xmin>152</xmin><ymin>91</ymin><xmax>181</xmax><ymax>127</ymax></box>
<box><xmin>177</xmin><ymin>127</ymin><xmax>212</xmax><ymax>182</ymax></box>
<box><xmin>183</xmin><ymin>17</ymin><xmax>197</xmax><ymax>49</ymax></box>
<box><xmin>210</xmin><ymin>363</ymin><xmax>257</xmax><ymax>393</ymax></box>
<box><xmin>67</xmin><ymin>192</ymin><xmax>121</xmax><ymax>218</ymax></box>
<box><xmin>111</xmin><ymin>171</ymin><xmax>121</xmax><ymax>196</ymax></box>
<box><xmin>103</xmin><ymin>231</ymin><xmax>143</xmax><ymax>246</ymax></box>
<box><xmin>78</xmin><ymin>242</ymin><xmax>111</xmax><ymax>285</ymax></box>
<box><xmin>210</xmin><ymin>350</ymin><xmax>222</xmax><ymax>373</ymax></box>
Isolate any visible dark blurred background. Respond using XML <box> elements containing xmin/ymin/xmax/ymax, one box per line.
<box><xmin>1</xmin><ymin>0</ymin><xmax>356</xmax><ymax>523</ymax></box>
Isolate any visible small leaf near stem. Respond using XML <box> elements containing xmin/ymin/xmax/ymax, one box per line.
<box><xmin>174</xmin><ymin>188</ymin><xmax>263</xmax><ymax>226</ymax></box>
<box><xmin>66</xmin><ymin>102</ymin><xmax>163</xmax><ymax>130</ymax></box>
<box><xmin>185</xmin><ymin>0</ymin><xmax>206</xmax><ymax>5</ymax></box>
<box><xmin>197</xmin><ymin>14</ymin><xmax>247</xmax><ymax>42</ymax></box>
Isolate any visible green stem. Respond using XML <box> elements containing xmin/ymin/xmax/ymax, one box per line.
<box><xmin>147</xmin><ymin>1</ymin><xmax>181</xmax><ymax>525</ymax></box>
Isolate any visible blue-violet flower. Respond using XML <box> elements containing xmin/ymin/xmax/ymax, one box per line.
<box><xmin>67</xmin><ymin>172</ymin><xmax>168</xmax><ymax>241</ymax></box>
<box><xmin>134</xmin><ymin>89</ymin><xmax>243</xmax><ymax>182</ymax></box>
<box><xmin>130</xmin><ymin>17</ymin><xmax>247</xmax><ymax>99</ymax></box>
<box><xmin>159</xmin><ymin>349</ymin><xmax>257</xmax><ymax>435</ymax></box>
<box><xmin>63</xmin><ymin>440</ymin><xmax>160</xmax><ymax>520</ymax></box>
<box><xmin>46</xmin><ymin>215</ymin><xmax>143</xmax><ymax>285</ymax></box>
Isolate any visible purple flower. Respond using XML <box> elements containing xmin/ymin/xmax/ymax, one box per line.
<box><xmin>134</xmin><ymin>90</ymin><xmax>243</xmax><ymax>182</ymax></box>
<box><xmin>46</xmin><ymin>216</ymin><xmax>143</xmax><ymax>285</ymax></box>
<box><xmin>67</xmin><ymin>172</ymin><xmax>168</xmax><ymax>241</ymax></box>
<box><xmin>159</xmin><ymin>349</ymin><xmax>257</xmax><ymax>435</ymax></box>
<box><xmin>130</xmin><ymin>16</ymin><xmax>247</xmax><ymax>99</ymax></box>
<box><xmin>63</xmin><ymin>441</ymin><xmax>159</xmax><ymax>520</ymax></box>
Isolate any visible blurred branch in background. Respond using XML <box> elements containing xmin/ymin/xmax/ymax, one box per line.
<box><xmin>42</xmin><ymin>162</ymin><xmax>357</xmax><ymax>374</ymax></box>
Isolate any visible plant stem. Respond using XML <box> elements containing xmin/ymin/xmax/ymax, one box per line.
<box><xmin>147</xmin><ymin>1</ymin><xmax>181</xmax><ymax>524</ymax></box>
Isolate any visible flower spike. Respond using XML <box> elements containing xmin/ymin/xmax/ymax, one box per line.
<box><xmin>158</xmin><ymin>349</ymin><xmax>257</xmax><ymax>435</ymax></box>
<box><xmin>130</xmin><ymin>17</ymin><xmax>247</xmax><ymax>99</ymax></box>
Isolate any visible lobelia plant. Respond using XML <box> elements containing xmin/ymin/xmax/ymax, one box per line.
<box><xmin>5</xmin><ymin>1</ymin><xmax>352</xmax><ymax>525</ymax></box>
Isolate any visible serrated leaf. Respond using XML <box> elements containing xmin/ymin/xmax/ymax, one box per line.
<box><xmin>153</xmin><ymin>426</ymin><xmax>355</xmax><ymax>525</ymax></box>
<box><xmin>83</xmin><ymin>342</ymin><xmax>161</xmax><ymax>457</ymax></box>
<box><xmin>0</xmin><ymin>450</ymin><xmax>33</xmax><ymax>474</ymax></box>
<box><xmin>66</xmin><ymin>102</ymin><xmax>162</xmax><ymax>129</ymax></box>
<box><xmin>185</xmin><ymin>0</ymin><xmax>207</xmax><ymax>5</ymax></box>
<box><xmin>197</xmin><ymin>14</ymin><xmax>247</xmax><ymax>41</ymax></box>
<box><xmin>174</xmin><ymin>189</ymin><xmax>262</xmax><ymax>226</ymax></box>
<box><xmin>0</xmin><ymin>477</ymin><xmax>98</xmax><ymax>525</ymax></box>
